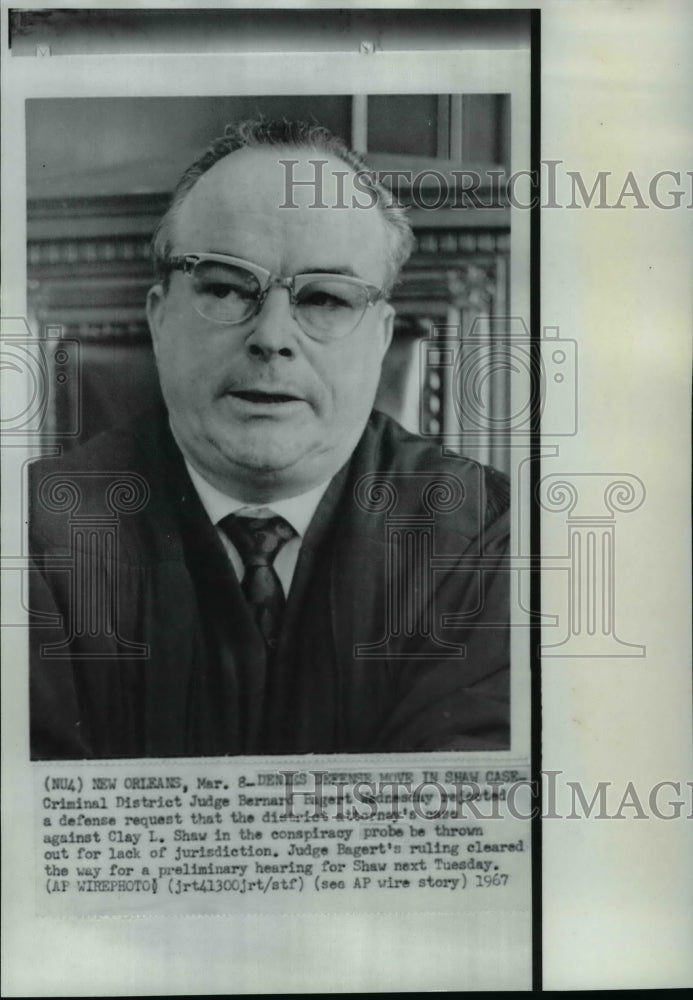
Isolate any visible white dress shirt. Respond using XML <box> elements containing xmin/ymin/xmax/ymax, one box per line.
<box><xmin>184</xmin><ymin>461</ymin><xmax>331</xmax><ymax>597</ymax></box>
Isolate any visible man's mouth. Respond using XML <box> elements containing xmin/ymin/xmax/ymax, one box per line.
<box><xmin>227</xmin><ymin>390</ymin><xmax>303</xmax><ymax>405</ymax></box>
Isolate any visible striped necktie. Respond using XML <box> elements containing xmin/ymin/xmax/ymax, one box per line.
<box><xmin>219</xmin><ymin>513</ymin><xmax>296</xmax><ymax>650</ymax></box>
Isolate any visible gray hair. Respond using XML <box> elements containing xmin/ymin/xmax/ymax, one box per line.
<box><xmin>151</xmin><ymin>118</ymin><xmax>414</xmax><ymax>295</ymax></box>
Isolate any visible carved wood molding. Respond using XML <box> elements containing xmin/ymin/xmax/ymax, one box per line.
<box><xmin>28</xmin><ymin>238</ymin><xmax>152</xmax><ymax>270</ymax></box>
<box><xmin>413</xmin><ymin>228</ymin><xmax>509</xmax><ymax>256</ymax></box>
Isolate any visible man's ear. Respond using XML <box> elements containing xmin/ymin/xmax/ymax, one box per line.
<box><xmin>378</xmin><ymin>303</ymin><xmax>395</xmax><ymax>360</ymax></box>
<box><xmin>146</xmin><ymin>284</ymin><xmax>166</xmax><ymax>360</ymax></box>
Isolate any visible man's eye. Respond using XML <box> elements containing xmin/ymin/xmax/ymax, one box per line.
<box><xmin>301</xmin><ymin>290</ymin><xmax>352</xmax><ymax>310</ymax></box>
<box><xmin>207</xmin><ymin>282</ymin><xmax>234</xmax><ymax>299</ymax></box>
<box><xmin>199</xmin><ymin>282</ymin><xmax>250</xmax><ymax>300</ymax></box>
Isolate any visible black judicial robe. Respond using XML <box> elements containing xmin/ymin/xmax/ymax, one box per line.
<box><xmin>28</xmin><ymin>408</ymin><xmax>510</xmax><ymax>759</ymax></box>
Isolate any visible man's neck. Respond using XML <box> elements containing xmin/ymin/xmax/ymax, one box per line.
<box><xmin>184</xmin><ymin>459</ymin><xmax>332</xmax><ymax>539</ymax></box>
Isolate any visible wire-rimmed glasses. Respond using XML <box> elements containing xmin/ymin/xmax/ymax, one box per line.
<box><xmin>163</xmin><ymin>252</ymin><xmax>385</xmax><ymax>341</ymax></box>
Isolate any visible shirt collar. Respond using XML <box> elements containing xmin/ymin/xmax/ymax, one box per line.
<box><xmin>184</xmin><ymin>460</ymin><xmax>331</xmax><ymax>539</ymax></box>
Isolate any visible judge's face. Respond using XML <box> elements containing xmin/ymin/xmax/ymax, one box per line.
<box><xmin>147</xmin><ymin>146</ymin><xmax>394</xmax><ymax>501</ymax></box>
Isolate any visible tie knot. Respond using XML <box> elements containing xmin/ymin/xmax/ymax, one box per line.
<box><xmin>220</xmin><ymin>513</ymin><xmax>296</xmax><ymax>568</ymax></box>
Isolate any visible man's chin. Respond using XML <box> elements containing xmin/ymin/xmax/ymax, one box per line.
<box><xmin>215</xmin><ymin>433</ymin><xmax>318</xmax><ymax>478</ymax></box>
<box><xmin>226</xmin><ymin>449</ymin><xmax>305</xmax><ymax>476</ymax></box>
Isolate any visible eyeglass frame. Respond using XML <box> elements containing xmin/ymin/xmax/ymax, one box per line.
<box><xmin>160</xmin><ymin>251</ymin><xmax>387</xmax><ymax>340</ymax></box>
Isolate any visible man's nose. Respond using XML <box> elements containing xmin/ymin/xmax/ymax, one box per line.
<box><xmin>245</xmin><ymin>286</ymin><xmax>298</xmax><ymax>360</ymax></box>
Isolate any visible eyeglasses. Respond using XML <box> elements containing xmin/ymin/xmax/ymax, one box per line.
<box><xmin>163</xmin><ymin>252</ymin><xmax>385</xmax><ymax>341</ymax></box>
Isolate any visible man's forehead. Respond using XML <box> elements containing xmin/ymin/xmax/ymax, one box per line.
<box><xmin>173</xmin><ymin>145</ymin><xmax>390</xmax><ymax>275</ymax></box>
<box><xmin>183</xmin><ymin>144</ymin><xmax>364</xmax><ymax>206</ymax></box>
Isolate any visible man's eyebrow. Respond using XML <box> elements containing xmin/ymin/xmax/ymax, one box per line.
<box><xmin>201</xmin><ymin>255</ymin><xmax>360</xmax><ymax>279</ymax></box>
<box><xmin>298</xmin><ymin>266</ymin><xmax>358</xmax><ymax>277</ymax></box>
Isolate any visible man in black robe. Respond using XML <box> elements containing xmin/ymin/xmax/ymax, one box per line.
<box><xmin>29</xmin><ymin>120</ymin><xmax>510</xmax><ymax>759</ymax></box>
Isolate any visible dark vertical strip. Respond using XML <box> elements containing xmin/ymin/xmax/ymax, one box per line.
<box><xmin>529</xmin><ymin>7</ymin><xmax>543</xmax><ymax>993</ymax></box>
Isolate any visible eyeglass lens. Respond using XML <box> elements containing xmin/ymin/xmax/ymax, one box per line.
<box><xmin>189</xmin><ymin>259</ymin><xmax>369</xmax><ymax>338</ymax></box>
